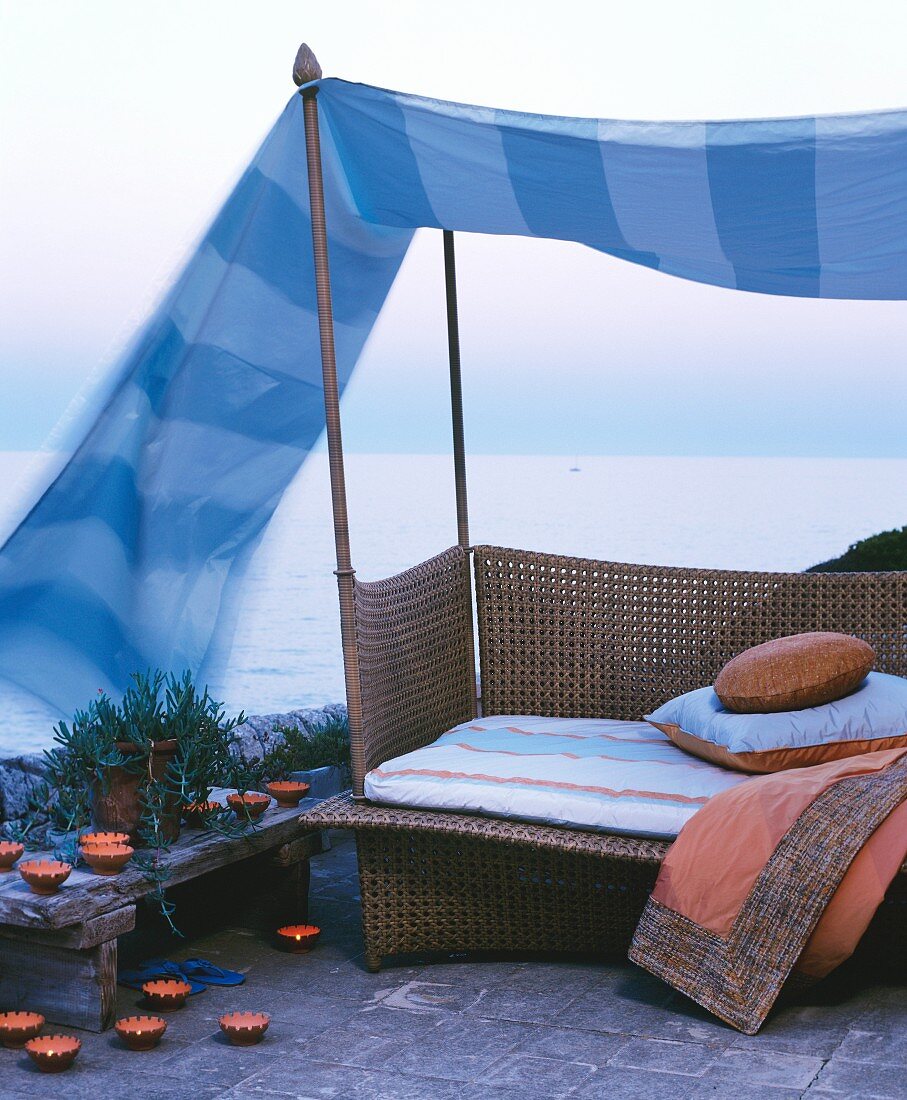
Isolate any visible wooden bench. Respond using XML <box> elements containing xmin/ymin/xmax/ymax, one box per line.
<box><xmin>0</xmin><ymin>795</ymin><xmax>321</xmax><ymax>1031</ymax></box>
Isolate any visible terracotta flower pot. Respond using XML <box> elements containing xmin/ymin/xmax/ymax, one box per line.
<box><xmin>19</xmin><ymin>860</ymin><xmax>72</xmax><ymax>895</ymax></box>
<box><xmin>227</xmin><ymin>792</ymin><xmax>270</xmax><ymax>822</ymax></box>
<box><xmin>219</xmin><ymin>1012</ymin><xmax>269</xmax><ymax>1046</ymax></box>
<box><xmin>0</xmin><ymin>1011</ymin><xmax>44</xmax><ymax>1048</ymax></box>
<box><xmin>90</xmin><ymin>740</ymin><xmax>181</xmax><ymax>845</ymax></box>
<box><xmin>115</xmin><ymin>1015</ymin><xmax>167</xmax><ymax>1050</ymax></box>
<box><xmin>142</xmin><ymin>979</ymin><xmax>191</xmax><ymax>1012</ymax></box>
<box><xmin>80</xmin><ymin>842</ymin><xmax>134</xmax><ymax>876</ymax></box>
<box><xmin>266</xmin><ymin>781</ymin><xmax>311</xmax><ymax>807</ymax></box>
<box><xmin>25</xmin><ymin>1034</ymin><xmax>80</xmax><ymax>1072</ymax></box>
<box><xmin>0</xmin><ymin>841</ymin><xmax>24</xmax><ymax>872</ymax></box>
<box><xmin>78</xmin><ymin>831</ymin><xmax>130</xmax><ymax>848</ymax></box>
<box><xmin>183</xmin><ymin>800</ymin><xmax>221</xmax><ymax>828</ymax></box>
<box><xmin>276</xmin><ymin>924</ymin><xmax>321</xmax><ymax>953</ymax></box>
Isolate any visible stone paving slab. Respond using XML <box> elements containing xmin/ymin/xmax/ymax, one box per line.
<box><xmin>0</xmin><ymin>831</ymin><xmax>905</xmax><ymax>1099</ymax></box>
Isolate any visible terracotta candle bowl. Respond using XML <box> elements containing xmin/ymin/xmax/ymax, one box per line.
<box><xmin>227</xmin><ymin>792</ymin><xmax>270</xmax><ymax>821</ymax></box>
<box><xmin>142</xmin><ymin>978</ymin><xmax>192</xmax><ymax>1012</ymax></box>
<box><xmin>0</xmin><ymin>1011</ymin><xmax>44</xmax><ymax>1048</ymax></box>
<box><xmin>115</xmin><ymin>1015</ymin><xmax>167</xmax><ymax>1051</ymax></box>
<box><xmin>183</xmin><ymin>800</ymin><xmax>220</xmax><ymax>827</ymax></box>
<box><xmin>219</xmin><ymin>1011</ymin><xmax>270</xmax><ymax>1046</ymax></box>
<box><xmin>266</xmin><ymin>781</ymin><xmax>311</xmax><ymax>807</ymax></box>
<box><xmin>276</xmin><ymin>924</ymin><xmax>321</xmax><ymax>953</ymax></box>
<box><xmin>18</xmin><ymin>859</ymin><xmax>72</xmax><ymax>895</ymax></box>
<box><xmin>0</xmin><ymin>840</ymin><xmax>24</xmax><ymax>872</ymax></box>
<box><xmin>79</xmin><ymin>831</ymin><xmax>130</xmax><ymax>848</ymax></box>
<box><xmin>80</xmin><ymin>842</ymin><xmax>134</xmax><ymax>876</ymax></box>
<box><xmin>25</xmin><ymin>1034</ymin><xmax>81</xmax><ymax>1073</ymax></box>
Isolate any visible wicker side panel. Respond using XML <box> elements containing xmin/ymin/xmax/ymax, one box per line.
<box><xmin>355</xmin><ymin>828</ymin><xmax>660</xmax><ymax>963</ymax></box>
<box><xmin>474</xmin><ymin>546</ymin><xmax>907</xmax><ymax>721</ymax></box>
<box><xmin>354</xmin><ymin>546</ymin><xmax>476</xmax><ymax>787</ymax></box>
<box><xmin>304</xmin><ymin>792</ymin><xmax>669</xmax><ymax>864</ymax></box>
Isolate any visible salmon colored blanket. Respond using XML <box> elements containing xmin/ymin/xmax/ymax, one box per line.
<box><xmin>629</xmin><ymin>749</ymin><xmax>907</xmax><ymax>1034</ymax></box>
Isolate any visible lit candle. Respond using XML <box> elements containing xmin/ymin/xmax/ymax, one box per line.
<box><xmin>25</xmin><ymin>1034</ymin><xmax>81</xmax><ymax>1072</ymax></box>
<box><xmin>219</xmin><ymin>1012</ymin><xmax>270</xmax><ymax>1046</ymax></box>
<box><xmin>115</xmin><ymin>1015</ymin><xmax>167</xmax><ymax>1050</ymax></box>
<box><xmin>141</xmin><ymin>979</ymin><xmax>192</xmax><ymax>1011</ymax></box>
<box><xmin>0</xmin><ymin>1011</ymin><xmax>45</xmax><ymax>1049</ymax></box>
<box><xmin>276</xmin><ymin>924</ymin><xmax>321</xmax><ymax>953</ymax></box>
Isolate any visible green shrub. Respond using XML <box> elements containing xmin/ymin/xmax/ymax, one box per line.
<box><xmin>807</xmin><ymin>526</ymin><xmax>907</xmax><ymax>572</ymax></box>
<box><xmin>262</xmin><ymin>714</ymin><xmax>350</xmax><ymax>781</ymax></box>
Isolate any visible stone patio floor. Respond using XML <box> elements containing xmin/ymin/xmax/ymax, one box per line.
<box><xmin>2</xmin><ymin>831</ymin><xmax>906</xmax><ymax>1099</ymax></box>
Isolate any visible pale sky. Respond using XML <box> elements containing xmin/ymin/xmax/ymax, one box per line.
<box><xmin>2</xmin><ymin>0</ymin><xmax>907</xmax><ymax>454</ymax></box>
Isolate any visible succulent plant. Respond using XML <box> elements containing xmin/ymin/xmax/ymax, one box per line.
<box><xmin>29</xmin><ymin>670</ymin><xmax>247</xmax><ymax>933</ymax></box>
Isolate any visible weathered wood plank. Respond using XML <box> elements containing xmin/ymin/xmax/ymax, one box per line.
<box><xmin>0</xmin><ymin>905</ymin><xmax>135</xmax><ymax>949</ymax></box>
<box><xmin>0</xmin><ymin>936</ymin><xmax>117</xmax><ymax>1031</ymax></box>
<box><xmin>0</xmin><ymin>796</ymin><xmax>321</xmax><ymax>929</ymax></box>
<box><xmin>272</xmin><ymin>831</ymin><xmax>323</xmax><ymax>867</ymax></box>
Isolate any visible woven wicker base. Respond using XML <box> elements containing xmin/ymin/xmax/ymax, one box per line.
<box><xmin>357</xmin><ymin>829</ymin><xmax>663</xmax><ymax>967</ymax></box>
<box><xmin>309</xmin><ymin>794</ymin><xmax>664</xmax><ymax>968</ymax></box>
<box><xmin>306</xmin><ymin>794</ymin><xmax>907</xmax><ymax>972</ymax></box>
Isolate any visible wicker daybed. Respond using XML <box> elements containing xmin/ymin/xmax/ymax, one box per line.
<box><xmin>293</xmin><ymin>45</ymin><xmax>907</xmax><ymax>972</ymax></box>
<box><xmin>307</xmin><ymin>546</ymin><xmax>907</xmax><ymax>970</ymax></box>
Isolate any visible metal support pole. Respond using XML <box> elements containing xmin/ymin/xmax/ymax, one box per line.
<box><xmin>443</xmin><ymin>230</ymin><xmax>470</xmax><ymax>549</ymax></box>
<box><xmin>295</xmin><ymin>44</ymin><xmax>367</xmax><ymax>797</ymax></box>
<box><xmin>443</xmin><ymin>231</ymin><xmax>479</xmax><ymax>717</ymax></box>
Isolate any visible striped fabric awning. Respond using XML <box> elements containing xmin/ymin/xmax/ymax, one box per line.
<box><xmin>1</xmin><ymin>79</ymin><xmax>905</xmax><ymax>713</ymax></box>
<box><xmin>320</xmin><ymin>80</ymin><xmax>907</xmax><ymax>299</ymax></box>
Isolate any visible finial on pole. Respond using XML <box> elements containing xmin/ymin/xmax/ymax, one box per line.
<box><xmin>293</xmin><ymin>43</ymin><xmax>322</xmax><ymax>87</ymax></box>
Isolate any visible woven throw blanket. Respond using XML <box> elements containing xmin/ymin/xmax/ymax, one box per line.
<box><xmin>629</xmin><ymin>749</ymin><xmax>907</xmax><ymax>1034</ymax></box>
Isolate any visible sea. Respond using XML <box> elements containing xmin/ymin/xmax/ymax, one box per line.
<box><xmin>1</xmin><ymin>451</ymin><xmax>905</xmax><ymax>755</ymax></box>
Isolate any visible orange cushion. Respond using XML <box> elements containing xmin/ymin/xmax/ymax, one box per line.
<box><xmin>714</xmin><ymin>632</ymin><xmax>874</xmax><ymax>714</ymax></box>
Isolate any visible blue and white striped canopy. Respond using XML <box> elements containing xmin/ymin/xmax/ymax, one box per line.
<box><xmin>320</xmin><ymin>81</ymin><xmax>907</xmax><ymax>298</ymax></box>
<box><xmin>2</xmin><ymin>78</ymin><xmax>906</xmax><ymax>714</ymax></box>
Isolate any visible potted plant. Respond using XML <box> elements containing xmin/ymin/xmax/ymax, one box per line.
<box><xmin>47</xmin><ymin>671</ymin><xmax>243</xmax><ymax>846</ymax></box>
<box><xmin>6</xmin><ymin>671</ymin><xmax>252</xmax><ymax>933</ymax></box>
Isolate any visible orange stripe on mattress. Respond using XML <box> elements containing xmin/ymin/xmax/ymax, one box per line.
<box><xmin>369</xmin><ymin>766</ymin><xmax>710</xmax><ymax>805</ymax></box>
<box><xmin>504</xmin><ymin>726</ymin><xmax>668</xmax><ymax>745</ymax></box>
<box><xmin>451</xmin><ymin>742</ymin><xmax>712</xmax><ymax>768</ymax></box>
<box><xmin>455</xmin><ymin>742</ymin><xmax>581</xmax><ymax>759</ymax></box>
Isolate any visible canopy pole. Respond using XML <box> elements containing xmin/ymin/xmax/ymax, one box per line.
<box><xmin>443</xmin><ymin>230</ymin><xmax>470</xmax><ymax>549</ymax></box>
<box><xmin>295</xmin><ymin>44</ymin><xmax>367</xmax><ymax>797</ymax></box>
<box><xmin>443</xmin><ymin>230</ymin><xmax>479</xmax><ymax>718</ymax></box>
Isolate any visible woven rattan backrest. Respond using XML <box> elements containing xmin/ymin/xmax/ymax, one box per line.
<box><xmin>353</xmin><ymin>546</ymin><xmax>476</xmax><ymax>792</ymax></box>
<box><xmin>474</xmin><ymin>545</ymin><xmax>907</xmax><ymax>721</ymax></box>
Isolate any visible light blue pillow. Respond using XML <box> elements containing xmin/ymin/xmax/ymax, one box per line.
<box><xmin>646</xmin><ymin>670</ymin><xmax>907</xmax><ymax>773</ymax></box>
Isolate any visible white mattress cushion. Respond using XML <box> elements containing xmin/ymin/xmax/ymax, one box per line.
<box><xmin>364</xmin><ymin>714</ymin><xmax>749</xmax><ymax>840</ymax></box>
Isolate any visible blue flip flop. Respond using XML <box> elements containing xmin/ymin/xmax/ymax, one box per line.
<box><xmin>178</xmin><ymin>957</ymin><xmax>246</xmax><ymax>986</ymax></box>
<box><xmin>118</xmin><ymin>958</ymin><xmax>207</xmax><ymax>994</ymax></box>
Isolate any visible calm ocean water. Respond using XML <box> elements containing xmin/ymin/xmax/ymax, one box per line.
<box><xmin>1</xmin><ymin>450</ymin><xmax>905</xmax><ymax>754</ymax></box>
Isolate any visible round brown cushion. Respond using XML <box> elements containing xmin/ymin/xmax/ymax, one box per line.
<box><xmin>715</xmin><ymin>632</ymin><xmax>874</xmax><ymax>714</ymax></box>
